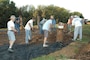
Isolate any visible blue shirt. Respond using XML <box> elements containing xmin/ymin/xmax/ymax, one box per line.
<box><xmin>43</xmin><ymin>19</ymin><xmax>52</xmax><ymax>31</ymax></box>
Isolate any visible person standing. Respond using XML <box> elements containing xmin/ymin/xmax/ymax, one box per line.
<box><xmin>19</xmin><ymin>15</ymin><xmax>24</xmax><ymax>30</ymax></box>
<box><xmin>7</xmin><ymin>15</ymin><xmax>17</xmax><ymax>52</ymax></box>
<box><xmin>42</xmin><ymin>15</ymin><xmax>54</xmax><ymax>47</ymax></box>
<box><xmin>67</xmin><ymin>16</ymin><xmax>73</xmax><ymax>32</ymax></box>
<box><xmin>39</xmin><ymin>18</ymin><xmax>47</xmax><ymax>34</ymax></box>
<box><xmin>24</xmin><ymin>17</ymin><xmax>35</xmax><ymax>44</ymax></box>
<box><xmin>15</xmin><ymin>15</ymin><xmax>22</xmax><ymax>34</ymax></box>
<box><xmin>52</xmin><ymin>15</ymin><xmax>56</xmax><ymax>31</ymax></box>
<box><xmin>72</xmin><ymin>15</ymin><xmax>82</xmax><ymax>41</ymax></box>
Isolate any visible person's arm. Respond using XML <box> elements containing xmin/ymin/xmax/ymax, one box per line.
<box><xmin>67</xmin><ymin>19</ymin><xmax>70</xmax><ymax>24</ymax></box>
<box><xmin>29</xmin><ymin>23</ymin><xmax>33</xmax><ymax>30</ymax></box>
<box><xmin>29</xmin><ymin>20</ymin><xmax>33</xmax><ymax>30</ymax></box>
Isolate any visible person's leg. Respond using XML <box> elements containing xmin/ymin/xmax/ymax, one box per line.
<box><xmin>17</xmin><ymin>24</ymin><xmax>20</xmax><ymax>34</ymax></box>
<box><xmin>25</xmin><ymin>30</ymin><xmax>29</xmax><ymax>44</ymax></box>
<box><xmin>44</xmin><ymin>37</ymin><xmax>47</xmax><ymax>44</ymax></box>
<box><xmin>79</xmin><ymin>26</ymin><xmax>82</xmax><ymax>40</ymax></box>
<box><xmin>42</xmin><ymin>30</ymin><xmax>44</xmax><ymax>34</ymax></box>
<box><xmin>9</xmin><ymin>40</ymin><xmax>15</xmax><ymax>49</ymax></box>
<box><xmin>39</xmin><ymin>24</ymin><xmax>42</xmax><ymax>34</ymax></box>
<box><xmin>7</xmin><ymin>31</ymin><xmax>16</xmax><ymax>52</ymax></box>
<box><xmin>17</xmin><ymin>27</ymin><xmax>20</xmax><ymax>34</ymax></box>
<box><xmin>29</xmin><ymin>30</ymin><xmax>32</xmax><ymax>40</ymax></box>
<box><xmin>69</xmin><ymin>24</ymin><xmax>72</xmax><ymax>32</ymax></box>
<box><xmin>41</xmin><ymin>24</ymin><xmax>44</xmax><ymax>34</ymax></box>
<box><xmin>53</xmin><ymin>24</ymin><xmax>56</xmax><ymax>31</ymax></box>
<box><xmin>43</xmin><ymin>30</ymin><xmax>48</xmax><ymax>47</ymax></box>
<box><xmin>73</xmin><ymin>27</ymin><xmax>79</xmax><ymax>40</ymax></box>
<box><xmin>68</xmin><ymin>24</ymin><xmax>72</xmax><ymax>32</ymax></box>
<box><xmin>15</xmin><ymin>24</ymin><xmax>20</xmax><ymax>34</ymax></box>
<box><xmin>68</xmin><ymin>24</ymin><xmax>70</xmax><ymax>31</ymax></box>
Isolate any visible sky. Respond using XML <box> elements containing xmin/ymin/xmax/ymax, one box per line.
<box><xmin>10</xmin><ymin>0</ymin><xmax>90</xmax><ymax>19</ymax></box>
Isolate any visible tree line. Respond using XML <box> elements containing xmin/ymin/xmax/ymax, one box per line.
<box><xmin>0</xmin><ymin>0</ymin><xmax>84</xmax><ymax>28</ymax></box>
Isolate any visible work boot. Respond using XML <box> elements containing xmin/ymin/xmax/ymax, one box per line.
<box><xmin>8</xmin><ymin>48</ymin><xmax>14</xmax><ymax>53</ymax></box>
<box><xmin>43</xmin><ymin>44</ymin><xmax>48</xmax><ymax>47</ymax></box>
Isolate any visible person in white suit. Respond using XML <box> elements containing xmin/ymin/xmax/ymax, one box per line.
<box><xmin>72</xmin><ymin>15</ymin><xmax>82</xmax><ymax>41</ymax></box>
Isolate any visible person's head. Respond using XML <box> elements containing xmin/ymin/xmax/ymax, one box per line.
<box><xmin>70</xmin><ymin>16</ymin><xmax>73</xmax><ymax>20</ymax></box>
<box><xmin>32</xmin><ymin>17</ymin><xmax>36</xmax><ymax>22</ymax></box>
<box><xmin>50</xmin><ymin>15</ymin><xmax>54</xmax><ymax>20</ymax></box>
<box><xmin>10</xmin><ymin>15</ymin><xmax>16</xmax><ymax>22</ymax></box>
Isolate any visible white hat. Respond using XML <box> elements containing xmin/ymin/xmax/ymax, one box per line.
<box><xmin>70</xmin><ymin>16</ymin><xmax>73</xmax><ymax>18</ymax></box>
<box><xmin>74</xmin><ymin>15</ymin><xmax>79</xmax><ymax>18</ymax></box>
<box><xmin>10</xmin><ymin>15</ymin><xmax>16</xmax><ymax>19</ymax></box>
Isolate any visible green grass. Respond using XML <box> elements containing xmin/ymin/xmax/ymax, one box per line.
<box><xmin>32</xmin><ymin>24</ymin><xmax>90</xmax><ymax>60</ymax></box>
<box><xmin>81</xmin><ymin>24</ymin><xmax>90</xmax><ymax>43</ymax></box>
<box><xmin>57</xmin><ymin>55</ymin><xmax>68</xmax><ymax>60</ymax></box>
<box><xmin>32</xmin><ymin>55</ymin><xmax>56</xmax><ymax>60</ymax></box>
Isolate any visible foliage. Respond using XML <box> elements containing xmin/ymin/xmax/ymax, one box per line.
<box><xmin>0</xmin><ymin>0</ymin><xmax>84</xmax><ymax>28</ymax></box>
<box><xmin>32</xmin><ymin>55</ymin><xmax>55</xmax><ymax>60</ymax></box>
<box><xmin>0</xmin><ymin>0</ymin><xmax>17</xmax><ymax>28</ymax></box>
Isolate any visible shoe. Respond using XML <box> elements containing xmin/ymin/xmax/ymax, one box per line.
<box><xmin>8</xmin><ymin>48</ymin><xmax>14</xmax><ymax>53</ymax></box>
<box><xmin>72</xmin><ymin>39</ymin><xmax>75</xmax><ymax>41</ymax></box>
<box><xmin>26</xmin><ymin>43</ymin><xmax>29</xmax><ymax>45</ymax></box>
<box><xmin>77</xmin><ymin>39</ymin><xmax>82</xmax><ymax>41</ymax></box>
<box><xmin>77</xmin><ymin>39</ymin><xmax>80</xmax><ymax>40</ymax></box>
<box><xmin>43</xmin><ymin>44</ymin><xmax>48</xmax><ymax>47</ymax></box>
<box><xmin>28</xmin><ymin>36</ymin><xmax>31</xmax><ymax>40</ymax></box>
<box><xmin>29</xmin><ymin>40</ymin><xmax>32</xmax><ymax>42</ymax></box>
<box><xmin>72</xmin><ymin>39</ymin><xmax>74</xmax><ymax>40</ymax></box>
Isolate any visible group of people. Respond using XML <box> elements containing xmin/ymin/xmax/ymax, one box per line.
<box><xmin>7</xmin><ymin>15</ymin><xmax>56</xmax><ymax>52</ymax></box>
<box><xmin>67</xmin><ymin>15</ymin><xmax>83</xmax><ymax>41</ymax></box>
<box><xmin>7</xmin><ymin>14</ymin><xmax>83</xmax><ymax>53</ymax></box>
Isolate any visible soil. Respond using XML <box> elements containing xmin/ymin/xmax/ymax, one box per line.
<box><xmin>0</xmin><ymin>29</ymin><xmax>71</xmax><ymax>60</ymax></box>
<box><xmin>0</xmin><ymin>29</ymin><xmax>90</xmax><ymax>60</ymax></box>
<box><xmin>75</xmin><ymin>43</ymin><xmax>90</xmax><ymax>60</ymax></box>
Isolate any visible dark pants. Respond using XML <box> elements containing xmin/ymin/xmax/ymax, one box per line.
<box><xmin>39</xmin><ymin>24</ymin><xmax>44</xmax><ymax>34</ymax></box>
<box><xmin>15</xmin><ymin>23</ymin><xmax>20</xmax><ymax>34</ymax></box>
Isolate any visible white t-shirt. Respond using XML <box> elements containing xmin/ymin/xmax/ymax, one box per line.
<box><xmin>7</xmin><ymin>20</ymin><xmax>15</xmax><ymax>30</ymax></box>
<box><xmin>72</xmin><ymin>17</ymin><xmax>82</xmax><ymax>27</ymax></box>
<box><xmin>42</xmin><ymin>19</ymin><xmax>52</xmax><ymax>31</ymax></box>
<box><xmin>25</xmin><ymin>19</ymin><xmax>33</xmax><ymax>30</ymax></box>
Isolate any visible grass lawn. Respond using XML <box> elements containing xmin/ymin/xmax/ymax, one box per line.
<box><xmin>31</xmin><ymin>24</ymin><xmax>90</xmax><ymax>60</ymax></box>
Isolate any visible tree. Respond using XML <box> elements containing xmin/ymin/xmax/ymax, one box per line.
<box><xmin>20</xmin><ymin>5</ymin><xmax>35</xmax><ymax>26</ymax></box>
<box><xmin>71</xmin><ymin>11</ymin><xmax>84</xmax><ymax>18</ymax></box>
<box><xmin>0</xmin><ymin>2</ymin><xmax>84</xmax><ymax>28</ymax></box>
<box><xmin>0</xmin><ymin>0</ymin><xmax>17</xmax><ymax>28</ymax></box>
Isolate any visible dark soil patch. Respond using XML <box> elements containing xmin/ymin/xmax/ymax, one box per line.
<box><xmin>0</xmin><ymin>28</ymin><xmax>73</xmax><ymax>60</ymax></box>
<box><xmin>1</xmin><ymin>29</ymin><xmax>88</xmax><ymax>60</ymax></box>
<box><xmin>0</xmin><ymin>42</ymin><xmax>67</xmax><ymax>60</ymax></box>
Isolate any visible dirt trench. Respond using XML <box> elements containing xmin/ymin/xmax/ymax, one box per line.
<box><xmin>0</xmin><ymin>29</ymin><xmax>73</xmax><ymax>60</ymax></box>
